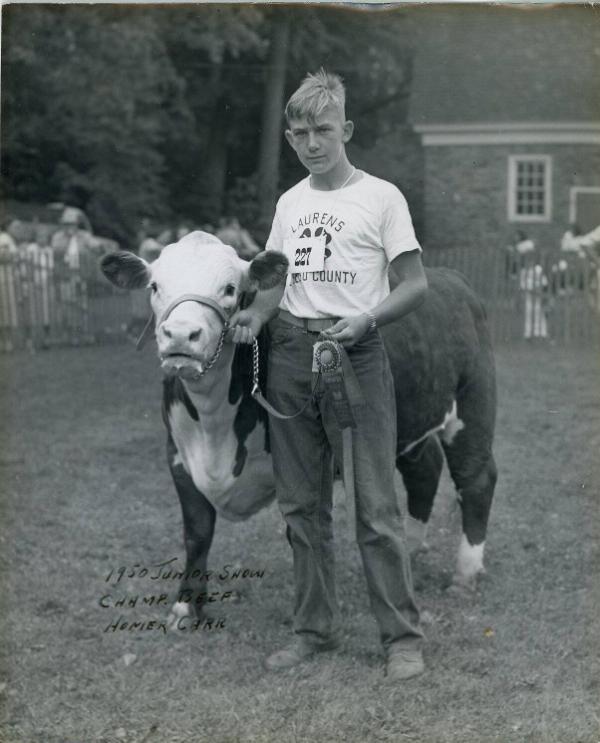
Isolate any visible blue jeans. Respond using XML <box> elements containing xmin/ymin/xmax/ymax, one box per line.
<box><xmin>267</xmin><ymin>316</ymin><xmax>423</xmax><ymax>651</ymax></box>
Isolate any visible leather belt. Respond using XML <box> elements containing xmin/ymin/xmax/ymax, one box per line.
<box><xmin>278</xmin><ymin>309</ymin><xmax>339</xmax><ymax>333</ymax></box>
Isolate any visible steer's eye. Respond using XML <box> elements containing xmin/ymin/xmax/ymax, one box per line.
<box><xmin>224</xmin><ymin>284</ymin><xmax>236</xmax><ymax>297</ymax></box>
<box><xmin>149</xmin><ymin>281</ymin><xmax>158</xmax><ymax>294</ymax></box>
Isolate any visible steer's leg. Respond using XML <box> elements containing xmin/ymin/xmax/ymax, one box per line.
<box><xmin>442</xmin><ymin>372</ymin><xmax>497</xmax><ymax>589</ymax></box>
<box><xmin>166</xmin><ymin>436</ymin><xmax>216</xmax><ymax>629</ymax></box>
<box><xmin>396</xmin><ymin>436</ymin><xmax>444</xmax><ymax>555</ymax></box>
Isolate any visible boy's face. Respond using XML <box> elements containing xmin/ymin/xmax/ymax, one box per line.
<box><xmin>285</xmin><ymin>105</ymin><xmax>354</xmax><ymax>176</ymax></box>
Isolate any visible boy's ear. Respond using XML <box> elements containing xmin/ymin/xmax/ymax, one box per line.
<box><xmin>342</xmin><ymin>120</ymin><xmax>354</xmax><ymax>143</ymax></box>
<box><xmin>285</xmin><ymin>129</ymin><xmax>295</xmax><ymax>149</ymax></box>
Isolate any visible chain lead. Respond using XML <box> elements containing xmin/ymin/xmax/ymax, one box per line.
<box><xmin>252</xmin><ymin>338</ymin><xmax>260</xmax><ymax>396</ymax></box>
<box><xmin>196</xmin><ymin>322</ymin><xmax>229</xmax><ymax>378</ymax></box>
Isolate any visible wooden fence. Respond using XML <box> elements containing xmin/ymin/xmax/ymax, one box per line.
<box><xmin>0</xmin><ymin>249</ymin><xmax>133</xmax><ymax>352</ymax></box>
<box><xmin>0</xmin><ymin>244</ymin><xmax>598</xmax><ymax>352</ymax></box>
<box><xmin>424</xmin><ymin>245</ymin><xmax>600</xmax><ymax>346</ymax></box>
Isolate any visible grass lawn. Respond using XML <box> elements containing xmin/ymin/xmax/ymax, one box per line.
<box><xmin>0</xmin><ymin>341</ymin><xmax>599</xmax><ymax>743</ymax></box>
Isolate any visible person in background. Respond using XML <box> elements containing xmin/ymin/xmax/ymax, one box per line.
<box><xmin>568</xmin><ymin>223</ymin><xmax>600</xmax><ymax>311</ymax></box>
<box><xmin>157</xmin><ymin>222</ymin><xmax>193</xmax><ymax>247</ymax></box>
<box><xmin>515</xmin><ymin>229</ymin><xmax>535</xmax><ymax>255</ymax></box>
<box><xmin>519</xmin><ymin>248</ymin><xmax>549</xmax><ymax>340</ymax></box>
<box><xmin>50</xmin><ymin>207</ymin><xmax>90</xmax><ymax>271</ymax></box>
<box><xmin>505</xmin><ymin>230</ymin><xmax>535</xmax><ymax>279</ymax></box>
<box><xmin>560</xmin><ymin>223</ymin><xmax>585</xmax><ymax>258</ymax></box>
<box><xmin>216</xmin><ymin>216</ymin><xmax>261</xmax><ymax>261</ymax></box>
<box><xmin>569</xmin><ymin>223</ymin><xmax>600</xmax><ymax>260</ymax></box>
<box><xmin>137</xmin><ymin>219</ymin><xmax>164</xmax><ymax>264</ymax></box>
<box><xmin>50</xmin><ymin>208</ymin><xmax>89</xmax><ymax>336</ymax></box>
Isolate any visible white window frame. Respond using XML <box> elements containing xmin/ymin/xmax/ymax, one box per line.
<box><xmin>508</xmin><ymin>154</ymin><xmax>553</xmax><ymax>223</ymax></box>
<box><xmin>569</xmin><ymin>186</ymin><xmax>600</xmax><ymax>224</ymax></box>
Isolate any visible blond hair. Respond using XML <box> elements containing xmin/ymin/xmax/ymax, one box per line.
<box><xmin>285</xmin><ymin>69</ymin><xmax>346</xmax><ymax>124</ymax></box>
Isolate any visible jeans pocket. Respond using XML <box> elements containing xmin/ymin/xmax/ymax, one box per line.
<box><xmin>268</xmin><ymin>318</ymin><xmax>299</xmax><ymax>348</ymax></box>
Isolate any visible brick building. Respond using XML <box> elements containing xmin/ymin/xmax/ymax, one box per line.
<box><xmin>408</xmin><ymin>6</ymin><xmax>600</xmax><ymax>252</ymax></box>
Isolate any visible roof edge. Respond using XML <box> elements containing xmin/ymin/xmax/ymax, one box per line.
<box><xmin>413</xmin><ymin>122</ymin><xmax>600</xmax><ymax>146</ymax></box>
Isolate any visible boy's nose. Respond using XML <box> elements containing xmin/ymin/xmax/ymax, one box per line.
<box><xmin>307</xmin><ymin>132</ymin><xmax>319</xmax><ymax>150</ymax></box>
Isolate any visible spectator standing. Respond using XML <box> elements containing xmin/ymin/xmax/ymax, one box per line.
<box><xmin>520</xmin><ymin>251</ymin><xmax>549</xmax><ymax>340</ymax></box>
<box><xmin>515</xmin><ymin>230</ymin><xmax>535</xmax><ymax>255</ymax></box>
<box><xmin>50</xmin><ymin>208</ymin><xmax>89</xmax><ymax>338</ymax></box>
<box><xmin>569</xmin><ymin>224</ymin><xmax>600</xmax><ymax>311</ymax></box>
<box><xmin>216</xmin><ymin>216</ymin><xmax>261</xmax><ymax>260</ymax></box>
<box><xmin>560</xmin><ymin>224</ymin><xmax>586</xmax><ymax>257</ymax></box>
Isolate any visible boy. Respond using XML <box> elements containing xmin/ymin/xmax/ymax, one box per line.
<box><xmin>232</xmin><ymin>70</ymin><xmax>427</xmax><ymax>681</ymax></box>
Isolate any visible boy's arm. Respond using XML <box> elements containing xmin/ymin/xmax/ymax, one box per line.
<box><xmin>324</xmin><ymin>249</ymin><xmax>427</xmax><ymax>347</ymax></box>
<box><xmin>229</xmin><ymin>284</ymin><xmax>285</xmax><ymax>344</ymax></box>
<box><xmin>230</xmin><ymin>247</ymin><xmax>288</xmax><ymax>344</ymax></box>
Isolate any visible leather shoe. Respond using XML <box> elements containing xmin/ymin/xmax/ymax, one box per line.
<box><xmin>264</xmin><ymin>637</ymin><xmax>339</xmax><ymax>671</ymax></box>
<box><xmin>385</xmin><ymin>647</ymin><xmax>425</xmax><ymax>681</ymax></box>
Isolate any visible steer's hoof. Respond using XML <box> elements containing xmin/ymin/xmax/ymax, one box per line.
<box><xmin>446</xmin><ymin>581</ymin><xmax>475</xmax><ymax>599</ymax></box>
<box><xmin>447</xmin><ymin>569</ymin><xmax>485</xmax><ymax>597</ymax></box>
<box><xmin>166</xmin><ymin>601</ymin><xmax>191</xmax><ymax>632</ymax></box>
<box><xmin>404</xmin><ymin>516</ymin><xmax>429</xmax><ymax>558</ymax></box>
<box><xmin>167</xmin><ymin>601</ymin><xmax>213</xmax><ymax>634</ymax></box>
<box><xmin>408</xmin><ymin>540</ymin><xmax>430</xmax><ymax>558</ymax></box>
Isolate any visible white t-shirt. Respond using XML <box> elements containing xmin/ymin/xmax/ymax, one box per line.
<box><xmin>265</xmin><ymin>171</ymin><xmax>422</xmax><ymax>318</ymax></box>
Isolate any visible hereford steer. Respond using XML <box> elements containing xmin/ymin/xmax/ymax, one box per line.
<box><xmin>101</xmin><ymin>231</ymin><xmax>496</xmax><ymax>625</ymax></box>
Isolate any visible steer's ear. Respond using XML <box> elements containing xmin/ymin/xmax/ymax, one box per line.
<box><xmin>247</xmin><ymin>250</ymin><xmax>288</xmax><ymax>290</ymax></box>
<box><xmin>100</xmin><ymin>251</ymin><xmax>151</xmax><ymax>290</ymax></box>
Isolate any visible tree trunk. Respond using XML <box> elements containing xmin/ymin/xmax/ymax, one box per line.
<box><xmin>202</xmin><ymin>99</ymin><xmax>229</xmax><ymax>222</ymax></box>
<box><xmin>257</xmin><ymin>14</ymin><xmax>291</xmax><ymax>233</ymax></box>
<box><xmin>200</xmin><ymin>62</ymin><xmax>228</xmax><ymax>223</ymax></box>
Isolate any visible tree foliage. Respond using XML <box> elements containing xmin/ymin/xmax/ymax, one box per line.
<box><xmin>1</xmin><ymin>5</ymin><xmax>415</xmax><ymax>247</ymax></box>
<box><xmin>2</xmin><ymin>5</ymin><xmax>190</xmax><ymax>245</ymax></box>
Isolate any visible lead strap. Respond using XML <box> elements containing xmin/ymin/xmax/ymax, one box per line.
<box><xmin>341</xmin><ymin>427</ymin><xmax>355</xmax><ymax>505</ymax></box>
<box><xmin>250</xmin><ymin>337</ymin><xmax>358</xmax><ymax>506</ymax></box>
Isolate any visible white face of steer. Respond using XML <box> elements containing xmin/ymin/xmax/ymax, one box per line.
<box><xmin>101</xmin><ymin>231</ymin><xmax>287</xmax><ymax>386</ymax></box>
<box><xmin>151</xmin><ymin>235</ymin><xmax>245</xmax><ymax>377</ymax></box>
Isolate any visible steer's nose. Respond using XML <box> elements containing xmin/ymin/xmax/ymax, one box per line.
<box><xmin>160</xmin><ymin>321</ymin><xmax>202</xmax><ymax>345</ymax></box>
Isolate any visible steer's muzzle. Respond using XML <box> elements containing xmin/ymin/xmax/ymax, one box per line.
<box><xmin>155</xmin><ymin>293</ymin><xmax>232</xmax><ymax>381</ymax></box>
<box><xmin>160</xmin><ymin>354</ymin><xmax>206</xmax><ymax>380</ymax></box>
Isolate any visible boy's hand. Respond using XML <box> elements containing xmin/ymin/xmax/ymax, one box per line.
<box><xmin>229</xmin><ymin>309</ymin><xmax>263</xmax><ymax>344</ymax></box>
<box><xmin>322</xmin><ymin>314</ymin><xmax>370</xmax><ymax>347</ymax></box>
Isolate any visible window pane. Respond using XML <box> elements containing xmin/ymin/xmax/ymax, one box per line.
<box><xmin>513</xmin><ymin>158</ymin><xmax>548</xmax><ymax>218</ymax></box>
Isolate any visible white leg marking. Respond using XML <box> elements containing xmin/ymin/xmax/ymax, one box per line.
<box><xmin>172</xmin><ymin>451</ymin><xmax>184</xmax><ymax>468</ymax></box>
<box><xmin>167</xmin><ymin>600</ymin><xmax>191</xmax><ymax>631</ymax></box>
<box><xmin>404</xmin><ymin>514</ymin><xmax>429</xmax><ymax>555</ymax></box>
<box><xmin>455</xmin><ymin>534</ymin><xmax>485</xmax><ymax>584</ymax></box>
<box><xmin>401</xmin><ymin>400</ymin><xmax>465</xmax><ymax>455</ymax></box>
<box><xmin>440</xmin><ymin>400</ymin><xmax>465</xmax><ymax>446</ymax></box>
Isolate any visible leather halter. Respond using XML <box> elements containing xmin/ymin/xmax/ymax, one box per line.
<box><xmin>135</xmin><ymin>293</ymin><xmax>231</xmax><ymax>351</ymax></box>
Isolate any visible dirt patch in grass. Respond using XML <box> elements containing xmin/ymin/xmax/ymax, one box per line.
<box><xmin>0</xmin><ymin>342</ymin><xmax>599</xmax><ymax>742</ymax></box>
